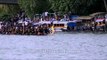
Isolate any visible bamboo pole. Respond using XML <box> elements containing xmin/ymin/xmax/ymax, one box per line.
<box><xmin>103</xmin><ymin>0</ymin><xmax>107</xmax><ymax>12</ymax></box>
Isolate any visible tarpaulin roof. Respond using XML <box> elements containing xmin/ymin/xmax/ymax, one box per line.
<box><xmin>90</xmin><ymin>12</ymin><xmax>105</xmax><ymax>17</ymax></box>
<box><xmin>74</xmin><ymin>16</ymin><xmax>93</xmax><ymax>20</ymax></box>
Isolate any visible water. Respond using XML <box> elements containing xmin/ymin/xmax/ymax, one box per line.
<box><xmin>0</xmin><ymin>32</ymin><xmax>107</xmax><ymax>60</ymax></box>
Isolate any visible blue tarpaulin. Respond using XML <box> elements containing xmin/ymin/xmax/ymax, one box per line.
<box><xmin>67</xmin><ymin>22</ymin><xmax>76</xmax><ymax>27</ymax></box>
<box><xmin>70</xmin><ymin>15</ymin><xmax>79</xmax><ymax>20</ymax></box>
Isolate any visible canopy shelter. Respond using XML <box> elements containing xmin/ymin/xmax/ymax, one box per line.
<box><xmin>90</xmin><ymin>12</ymin><xmax>106</xmax><ymax>22</ymax></box>
<box><xmin>90</xmin><ymin>12</ymin><xmax>106</xmax><ymax>17</ymax></box>
<box><xmin>74</xmin><ymin>16</ymin><xmax>93</xmax><ymax>21</ymax></box>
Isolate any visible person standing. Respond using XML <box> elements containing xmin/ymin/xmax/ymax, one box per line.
<box><xmin>50</xmin><ymin>22</ymin><xmax>55</xmax><ymax>34</ymax></box>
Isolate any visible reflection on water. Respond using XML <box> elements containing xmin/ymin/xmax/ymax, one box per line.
<box><xmin>0</xmin><ymin>33</ymin><xmax>107</xmax><ymax>60</ymax></box>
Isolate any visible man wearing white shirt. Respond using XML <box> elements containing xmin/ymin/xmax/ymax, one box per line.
<box><xmin>105</xmin><ymin>14</ymin><xmax>107</xmax><ymax>21</ymax></box>
<box><xmin>24</xmin><ymin>21</ymin><xmax>28</xmax><ymax>26</ymax></box>
<box><xmin>45</xmin><ymin>12</ymin><xmax>48</xmax><ymax>17</ymax></box>
<box><xmin>0</xmin><ymin>22</ymin><xmax>2</xmax><ymax>33</ymax></box>
<box><xmin>18</xmin><ymin>19</ymin><xmax>23</xmax><ymax>24</ymax></box>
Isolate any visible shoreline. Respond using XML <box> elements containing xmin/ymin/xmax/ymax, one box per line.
<box><xmin>0</xmin><ymin>31</ymin><xmax>107</xmax><ymax>36</ymax></box>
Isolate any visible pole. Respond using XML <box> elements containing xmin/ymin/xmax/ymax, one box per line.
<box><xmin>103</xmin><ymin>0</ymin><xmax>107</xmax><ymax>12</ymax></box>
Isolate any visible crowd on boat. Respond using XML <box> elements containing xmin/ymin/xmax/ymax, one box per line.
<box><xmin>0</xmin><ymin>11</ymin><xmax>107</xmax><ymax>35</ymax></box>
<box><xmin>66</xmin><ymin>20</ymin><xmax>106</xmax><ymax>33</ymax></box>
<box><xmin>0</xmin><ymin>11</ymin><xmax>52</xmax><ymax>35</ymax></box>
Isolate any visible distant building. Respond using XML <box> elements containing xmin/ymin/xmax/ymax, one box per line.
<box><xmin>0</xmin><ymin>0</ymin><xmax>18</xmax><ymax>4</ymax></box>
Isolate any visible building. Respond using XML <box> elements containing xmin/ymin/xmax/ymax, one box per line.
<box><xmin>0</xmin><ymin>0</ymin><xmax>18</xmax><ymax>4</ymax></box>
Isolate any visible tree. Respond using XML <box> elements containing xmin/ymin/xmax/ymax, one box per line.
<box><xmin>49</xmin><ymin>0</ymin><xmax>72</xmax><ymax>13</ymax></box>
<box><xmin>18</xmin><ymin>0</ymin><xmax>50</xmax><ymax>18</ymax></box>
<box><xmin>0</xmin><ymin>4</ymin><xmax>20</xmax><ymax>19</ymax></box>
<box><xmin>49</xmin><ymin>0</ymin><xmax>106</xmax><ymax>15</ymax></box>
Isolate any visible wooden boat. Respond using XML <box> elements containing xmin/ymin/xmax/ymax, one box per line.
<box><xmin>39</xmin><ymin>21</ymin><xmax>68</xmax><ymax>31</ymax></box>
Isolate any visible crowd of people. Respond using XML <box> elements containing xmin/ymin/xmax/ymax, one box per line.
<box><xmin>0</xmin><ymin>11</ymin><xmax>74</xmax><ymax>35</ymax></box>
<box><xmin>67</xmin><ymin>19</ymin><xmax>107</xmax><ymax>33</ymax></box>
<box><xmin>0</xmin><ymin>21</ymin><xmax>51</xmax><ymax>35</ymax></box>
<box><xmin>0</xmin><ymin>11</ymin><xmax>53</xmax><ymax>35</ymax></box>
<box><xmin>0</xmin><ymin>11</ymin><xmax>107</xmax><ymax>35</ymax></box>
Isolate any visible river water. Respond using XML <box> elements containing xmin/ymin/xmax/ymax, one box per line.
<box><xmin>0</xmin><ymin>32</ymin><xmax>107</xmax><ymax>60</ymax></box>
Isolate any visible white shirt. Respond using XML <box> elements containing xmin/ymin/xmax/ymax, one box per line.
<box><xmin>24</xmin><ymin>21</ymin><xmax>28</xmax><ymax>26</ymax></box>
<box><xmin>45</xmin><ymin>12</ymin><xmax>48</xmax><ymax>16</ymax></box>
<box><xmin>18</xmin><ymin>19</ymin><xmax>23</xmax><ymax>24</ymax></box>
<box><xmin>105</xmin><ymin>14</ymin><xmax>107</xmax><ymax>21</ymax></box>
<box><xmin>0</xmin><ymin>24</ymin><xmax>2</xmax><ymax>29</ymax></box>
<box><xmin>105</xmin><ymin>14</ymin><xmax>107</xmax><ymax>19</ymax></box>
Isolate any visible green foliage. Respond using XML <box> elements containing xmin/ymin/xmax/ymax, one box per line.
<box><xmin>0</xmin><ymin>4</ymin><xmax>20</xmax><ymax>21</ymax></box>
<box><xmin>49</xmin><ymin>0</ymin><xmax>106</xmax><ymax>15</ymax></box>
<box><xmin>0</xmin><ymin>0</ymin><xmax>106</xmax><ymax>20</ymax></box>
<box><xmin>0</xmin><ymin>14</ymin><xmax>11</xmax><ymax>21</ymax></box>
<box><xmin>49</xmin><ymin>0</ymin><xmax>72</xmax><ymax>13</ymax></box>
<box><xmin>18</xmin><ymin>0</ymin><xmax>50</xmax><ymax>18</ymax></box>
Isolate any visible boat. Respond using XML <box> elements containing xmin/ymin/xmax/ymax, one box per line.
<box><xmin>39</xmin><ymin>21</ymin><xmax>68</xmax><ymax>31</ymax></box>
